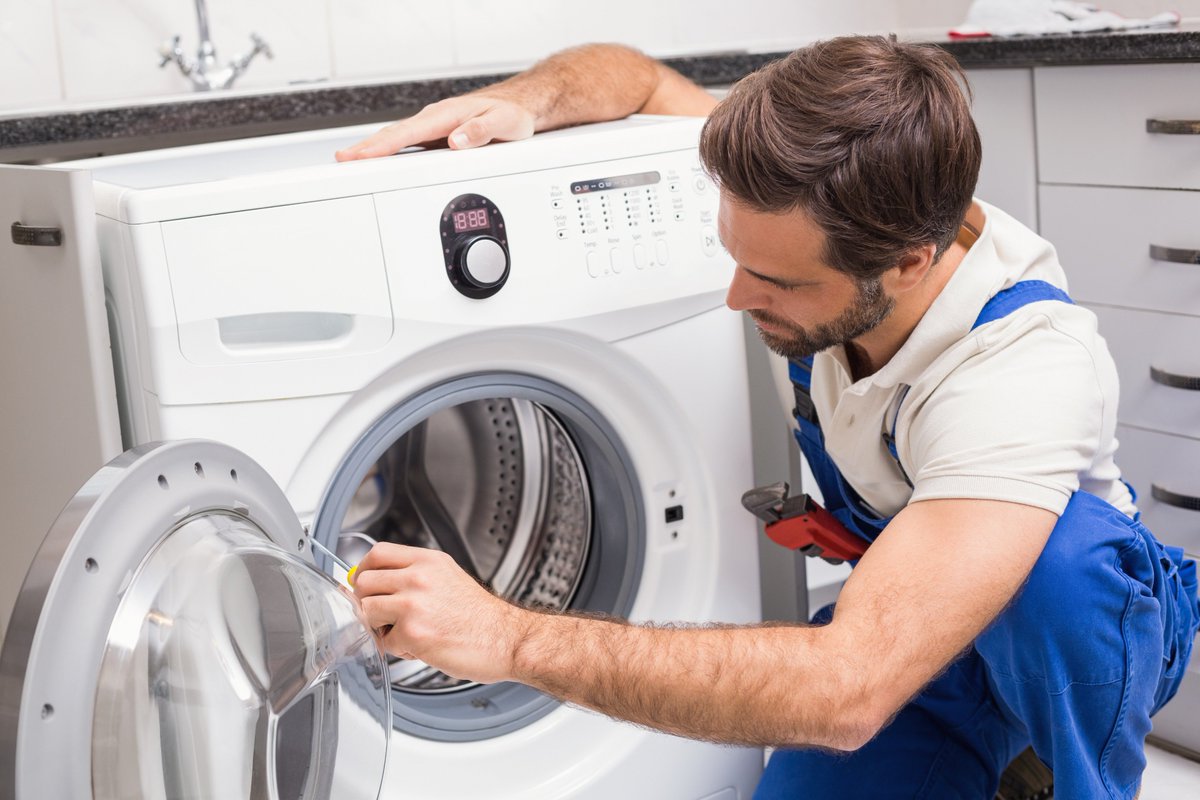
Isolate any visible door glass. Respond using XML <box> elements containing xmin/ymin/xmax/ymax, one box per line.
<box><xmin>91</xmin><ymin>512</ymin><xmax>390</xmax><ymax>800</ymax></box>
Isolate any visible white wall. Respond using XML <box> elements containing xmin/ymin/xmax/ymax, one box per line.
<box><xmin>0</xmin><ymin>0</ymin><xmax>900</xmax><ymax>113</ymax></box>
<box><xmin>895</xmin><ymin>0</ymin><xmax>1200</xmax><ymax>30</ymax></box>
<box><xmin>7</xmin><ymin>0</ymin><xmax>1194</xmax><ymax>114</ymax></box>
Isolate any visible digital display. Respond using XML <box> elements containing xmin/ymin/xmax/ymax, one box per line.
<box><xmin>571</xmin><ymin>171</ymin><xmax>661</xmax><ymax>195</ymax></box>
<box><xmin>452</xmin><ymin>208</ymin><xmax>491</xmax><ymax>232</ymax></box>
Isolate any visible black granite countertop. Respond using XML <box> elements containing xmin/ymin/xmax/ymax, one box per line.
<box><xmin>5</xmin><ymin>24</ymin><xmax>1200</xmax><ymax>163</ymax></box>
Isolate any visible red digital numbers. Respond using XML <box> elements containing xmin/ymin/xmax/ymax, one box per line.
<box><xmin>453</xmin><ymin>208</ymin><xmax>490</xmax><ymax>232</ymax></box>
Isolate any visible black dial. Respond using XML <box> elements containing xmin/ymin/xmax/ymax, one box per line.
<box><xmin>441</xmin><ymin>194</ymin><xmax>510</xmax><ymax>299</ymax></box>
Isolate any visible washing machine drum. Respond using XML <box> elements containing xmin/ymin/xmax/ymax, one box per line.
<box><xmin>0</xmin><ymin>441</ymin><xmax>391</xmax><ymax>800</ymax></box>
<box><xmin>310</xmin><ymin>376</ymin><xmax>645</xmax><ymax>741</ymax></box>
<box><xmin>338</xmin><ymin>397</ymin><xmax>592</xmax><ymax>693</ymax></box>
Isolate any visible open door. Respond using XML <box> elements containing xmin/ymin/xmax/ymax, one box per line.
<box><xmin>0</xmin><ymin>440</ymin><xmax>391</xmax><ymax>799</ymax></box>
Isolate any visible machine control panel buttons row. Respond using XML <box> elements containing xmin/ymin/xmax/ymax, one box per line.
<box><xmin>586</xmin><ymin>239</ymin><xmax>672</xmax><ymax>279</ymax></box>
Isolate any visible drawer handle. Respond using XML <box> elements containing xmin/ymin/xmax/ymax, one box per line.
<box><xmin>1150</xmin><ymin>366</ymin><xmax>1200</xmax><ymax>391</ymax></box>
<box><xmin>1152</xmin><ymin>484</ymin><xmax>1200</xmax><ymax>512</ymax></box>
<box><xmin>11</xmin><ymin>222</ymin><xmax>63</xmax><ymax>247</ymax></box>
<box><xmin>1146</xmin><ymin>119</ymin><xmax>1200</xmax><ymax>135</ymax></box>
<box><xmin>1149</xmin><ymin>244</ymin><xmax>1200</xmax><ymax>265</ymax></box>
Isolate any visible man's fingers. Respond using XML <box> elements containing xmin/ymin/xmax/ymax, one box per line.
<box><xmin>335</xmin><ymin>98</ymin><xmax>494</xmax><ymax>160</ymax></box>
<box><xmin>336</xmin><ymin>98</ymin><xmax>537</xmax><ymax>161</ymax></box>
<box><xmin>354</xmin><ymin>541</ymin><xmax>425</xmax><ymax>577</ymax></box>
<box><xmin>335</xmin><ymin>101</ymin><xmax>467</xmax><ymax>160</ymax></box>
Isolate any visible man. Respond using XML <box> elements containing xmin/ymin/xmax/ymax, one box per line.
<box><xmin>337</xmin><ymin>37</ymin><xmax>1198</xmax><ymax>799</ymax></box>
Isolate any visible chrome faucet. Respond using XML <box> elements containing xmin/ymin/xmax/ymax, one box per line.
<box><xmin>158</xmin><ymin>0</ymin><xmax>273</xmax><ymax>91</ymax></box>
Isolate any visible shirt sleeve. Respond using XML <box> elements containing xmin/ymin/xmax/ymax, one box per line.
<box><xmin>904</xmin><ymin>308</ymin><xmax>1113</xmax><ymax>516</ymax></box>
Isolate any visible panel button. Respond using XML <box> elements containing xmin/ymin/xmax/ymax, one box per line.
<box><xmin>610</xmin><ymin>248</ymin><xmax>626</xmax><ymax>274</ymax></box>
<box><xmin>701</xmin><ymin>225</ymin><xmax>719</xmax><ymax>257</ymax></box>
<box><xmin>556</xmin><ymin>229</ymin><xmax>568</xmax><ymax>240</ymax></box>
<box><xmin>655</xmin><ymin>239</ymin><xmax>670</xmax><ymax>265</ymax></box>
<box><xmin>673</xmin><ymin>211</ymin><xmax>685</xmax><ymax>222</ymax></box>
<box><xmin>633</xmin><ymin>243</ymin><xmax>648</xmax><ymax>269</ymax></box>
<box><xmin>693</xmin><ymin>176</ymin><xmax>708</xmax><ymax>193</ymax></box>
<box><xmin>586</xmin><ymin>251</ymin><xmax>602</xmax><ymax>278</ymax></box>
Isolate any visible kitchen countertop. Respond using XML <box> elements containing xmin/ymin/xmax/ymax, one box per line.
<box><xmin>5</xmin><ymin>23</ymin><xmax>1200</xmax><ymax>164</ymax></box>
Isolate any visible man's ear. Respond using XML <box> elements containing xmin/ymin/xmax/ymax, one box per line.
<box><xmin>886</xmin><ymin>243</ymin><xmax>938</xmax><ymax>294</ymax></box>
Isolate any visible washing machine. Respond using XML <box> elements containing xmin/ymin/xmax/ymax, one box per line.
<box><xmin>0</xmin><ymin>115</ymin><xmax>763</xmax><ymax>799</ymax></box>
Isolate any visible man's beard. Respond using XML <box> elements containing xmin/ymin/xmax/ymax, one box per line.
<box><xmin>749</xmin><ymin>278</ymin><xmax>895</xmax><ymax>361</ymax></box>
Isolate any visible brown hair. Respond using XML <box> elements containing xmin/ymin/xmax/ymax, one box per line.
<box><xmin>699</xmin><ymin>35</ymin><xmax>981</xmax><ymax>281</ymax></box>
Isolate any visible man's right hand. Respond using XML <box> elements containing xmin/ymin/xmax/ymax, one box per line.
<box><xmin>335</xmin><ymin>94</ymin><xmax>536</xmax><ymax>161</ymax></box>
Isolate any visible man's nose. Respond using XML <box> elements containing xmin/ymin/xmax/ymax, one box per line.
<box><xmin>725</xmin><ymin>267</ymin><xmax>766</xmax><ymax>312</ymax></box>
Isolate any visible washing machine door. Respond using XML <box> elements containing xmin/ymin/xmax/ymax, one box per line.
<box><xmin>0</xmin><ymin>440</ymin><xmax>391</xmax><ymax>800</ymax></box>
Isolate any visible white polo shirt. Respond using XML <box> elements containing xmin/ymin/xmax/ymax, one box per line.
<box><xmin>810</xmin><ymin>199</ymin><xmax>1135</xmax><ymax>519</ymax></box>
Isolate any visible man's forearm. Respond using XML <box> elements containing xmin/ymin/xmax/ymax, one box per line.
<box><xmin>480</xmin><ymin>44</ymin><xmax>713</xmax><ymax>131</ymax></box>
<box><xmin>480</xmin><ymin>44</ymin><xmax>658</xmax><ymax>131</ymax></box>
<box><xmin>508</xmin><ymin>610</ymin><xmax>876</xmax><ymax>750</ymax></box>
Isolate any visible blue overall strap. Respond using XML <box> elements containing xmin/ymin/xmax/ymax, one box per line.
<box><xmin>971</xmin><ymin>280</ymin><xmax>1074</xmax><ymax>330</ymax></box>
<box><xmin>788</xmin><ymin>356</ymin><xmax>889</xmax><ymax>543</ymax></box>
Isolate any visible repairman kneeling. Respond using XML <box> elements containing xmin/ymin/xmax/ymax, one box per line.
<box><xmin>337</xmin><ymin>36</ymin><xmax>1199</xmax><ymax>800</ymax></box>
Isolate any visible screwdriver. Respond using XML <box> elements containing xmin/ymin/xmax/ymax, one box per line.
<box><xmin>311</xmin><ymin>537</ymin><xmax>391</xmax><ymax>640</ymax></box>
<box><xmin>310</xmin><ymin>537</ymin><xmax>359</xmax><ymax>586</ymax></box>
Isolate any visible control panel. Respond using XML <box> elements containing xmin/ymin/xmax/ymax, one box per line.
<box><xmin>377</xmin><ymin>143</ymin><xmax>731</xmax><ymax>317</ymax></box>
<box><xmin>440</xmin><ymin>193</ymin><xmax>510</xmax><ymax>299</ymax></box>
<box><xmin>548</xmin><ymin>157</ymin><xmax>721</xmax><ymax>281</ymax></box>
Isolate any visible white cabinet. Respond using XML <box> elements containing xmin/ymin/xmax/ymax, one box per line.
<box><xmin>1036</xmin><ymin>62</ymin><xmax>1200</xmax><ymax>757</ymax></box>
<box><xmin>969</xmin><ymin>68</ymin><xmax>1038</xmax><ymax>231</ymax></box>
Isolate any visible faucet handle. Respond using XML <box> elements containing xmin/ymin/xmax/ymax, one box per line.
<box><xmin>158</xmin><ymin>34</ymin><xmax>183</xmax><ymax>68</ymax></box>
<box><xmin>249</xmin><ymin>32</ymin><xmax>274</xmax><ymax>60</ymax></box>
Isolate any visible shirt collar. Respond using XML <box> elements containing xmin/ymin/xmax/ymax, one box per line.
<box><xmin>831</xmin><ymin>199</ymin><xmax>1009</xmax><ymax>391</ymax></box>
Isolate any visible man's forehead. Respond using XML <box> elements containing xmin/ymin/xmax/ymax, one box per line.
<box><xmin>717</xmin><ymin>196</ymin><xmax>828</xmax><ymax>263</ymax></box>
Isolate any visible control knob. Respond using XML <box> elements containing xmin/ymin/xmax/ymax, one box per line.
<box><xmin>455</xmin><ymin>236</ymin><xmax>508</xmax><ymax>288</ymax></box>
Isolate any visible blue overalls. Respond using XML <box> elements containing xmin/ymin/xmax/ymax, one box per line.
<box><xmin>755</xmin><ymin>281</ymin><xmax>1200</xmax><ymax>800</ymax></box>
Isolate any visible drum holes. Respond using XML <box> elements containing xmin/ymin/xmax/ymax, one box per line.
<box><xmin>40</xmin><ymin>704</ymin><xmax>54</xmax><ymax>720</ymax></box>
<box><xmin>157</xmin><ymin>475</ymin><xmax>169</xmax><ymax>490</ymax></box>
<box><xmin>194</xmin><ymin>462</ymin><xmax>204</xmax><ymax>478</ymax></box>
<box><xmin>84</xmin><ymin>557</ymin><xmax>99</xmax><ymax>573</ymax></box>
<box><xmin>296</xmin><ymin>538</ymin><xmax>305</xmax><ymax>552</ymax></box>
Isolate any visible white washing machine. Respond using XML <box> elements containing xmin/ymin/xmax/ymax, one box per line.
<box><xmin>0</xmin><ymin>116</ymin><xmax>763</xmax><ymax>799</ymax></box>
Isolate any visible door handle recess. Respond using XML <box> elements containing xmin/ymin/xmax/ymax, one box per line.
<box><xmin>11</xmin><ymin>222</ymin><xmax>63</xmax><ymax>247</ymax></box>
<box><xmin>1150</xmin><ymin>366</ymin><xmax>1200</xmax><ymax>391</ymax></box>
<box><xmin>1146</xmin><ymin>119</ymin><xmax>1200</xmax><ymax>135</ymax></box>
<box><xmin>1149</xmin><ymin>244</ymin><xmax>1200</xmax><ymax>265</ymax></box>
<box><xmin>1152</xmin><ymin>484</ymin><xmax>1200</xmax><ymax>512</ymax></box>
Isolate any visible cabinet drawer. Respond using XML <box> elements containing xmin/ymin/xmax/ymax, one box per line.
<box><xmin>1115</xmin><ymin>425</ymin><xmax>1200</xmax><ymax>558</ymax></box>
<box><xmin>1042</xmin><ymin>185</ymin><xmax>1200</xmax><ymax>315</ymax></box>
<box><xmin>1090</xmin><ymin>306</ymin><xmax>1200</xmax><ymax>439</ymax></box>
<box><xmin>1036</xmin><ymin>64</ymin><xmax>1200</xmax><ymax>190</ymax></box>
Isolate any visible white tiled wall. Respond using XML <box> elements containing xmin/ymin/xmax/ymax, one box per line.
<box><xmin>0</xmin><ymin>0</ymin><xmax>62</xmax><ymax>109</ymax></box>
<box><xmin>328</xmin><ymin>0</ymin><xmax>456</xmax><ymax>80</ymax></box>
<box><xmin>0</xmin><ymin>0</ymin><xmax>903</xmax><ymax>113</ymax></box>
<box><xmin>5</xmin><ymin>0</ymin><xmax>1197</xmax><ymax>113</ymax></box>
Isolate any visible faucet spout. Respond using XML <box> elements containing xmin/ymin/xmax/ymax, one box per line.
<box><xmin>158</xmin><ymin>0</ymin><xmax>272</xmax><ymax>91</ymax></box>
